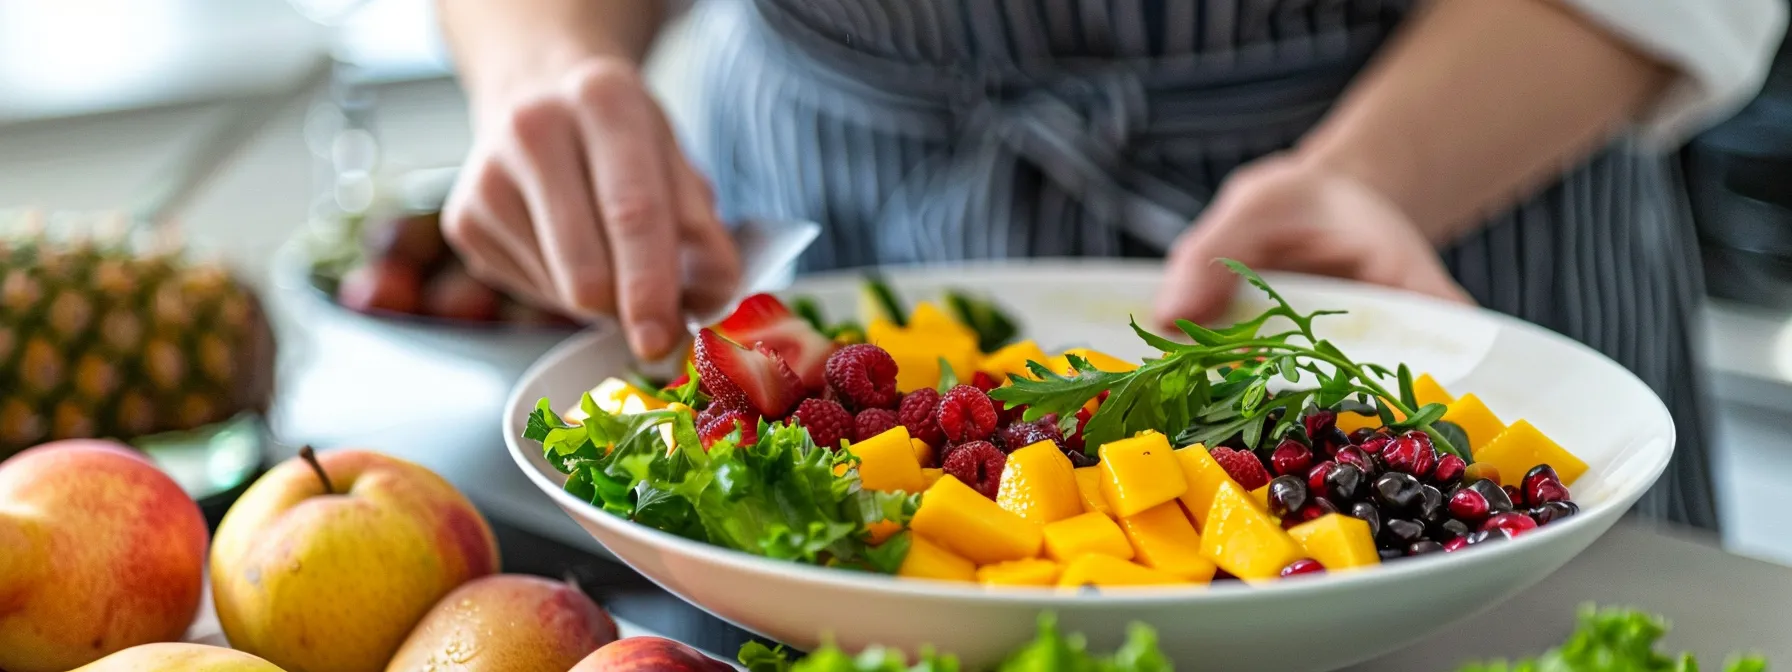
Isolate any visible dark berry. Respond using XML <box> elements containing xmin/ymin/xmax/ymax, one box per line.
<box><xmin>1504</xmin><ymin>485</ymin><xmax>1528</xmax><ymax>509</ymax></box>
<box><xmin>1348</xmin><ymin>501</ymin><xmax>1382</xmax><ymax>539</ymax></box>
<box><xmin>1530</xmin><ymin>501</ymin><xmax>1579</xmax><ymax>526</ymax></box>
<box><xmin>1373</xmin><ymin>472</ymin><xmax>1424</xmax><ymax>511</ymax></box>
<box><xmin>1448</xmin><ymin>488</ymin><xmax>1492</xmax><ymax>524</ymax></box>
<box><xmin>1433</xmin><ymin>454</ymin><xmax>1467</xmax><ymax>486</ymax></box>
<box><xmin>1379</xmin><ymin>547</ymin><xmax>1405</xmax><ymax>561</ymax></box>
<box><xmin>1211</xmin><ymin>447</ymin><xmax>1273</xmax><ymax>491</ymax></box>
<box><xmin>1064</xmin><ymin>448</ymin><xmax>1099</xmax><ymax>469</ymax></box>
<box><xmin>1065</xmin><ymin>406</ymin><xmax>1093</xmax><ymax>452</ymax></box>
<box><xmin>1280</xmin><ymin>559</ymin><xmax>1325</xmax><ymax>577</ymax></box>
<box><xmin>825</xmin><ymin>344</ymin><xmax>900</xmax><ymax>409</ymax></box>
<box><xmin>1431</xmin><ymin>518</ymin><xmax>1470</xmax><ymax>542</ymax></box>
<box><xmin>935</xmin><ymin>385</ymin><xmax>998</xmax><ymax>444</ymax></box>
<box><xmin>1306</xmin><ymin>461</ymin><xmax>1336</xmax><ymax>494</ymax></box>
<box><xmin>1467</xmin><ymin>478</ymin><xmax>1515</xmax><ymax>514</ymax></box>
<box><xmin>1271</xmin><ymin>439</ymin><xmax>1314</xmax><ymax>476</ymax></box>
<box><xmin>941</xmin><ymin>440</ymin><xmax>1005</xmax><ymax>499</ymax></box>
<box><xmin>1267</xmin><ymin>475</ymin><xmax>1308</xmax><ymax>518</ymax></box>
<box><xmin>1314</xmin><ymin>426</ymin><xmax>1352</xmax><ymax>457</ymax></box>
<box><xmin>1381</xmin><ymin>518</ymin><xmax>1426</xmax><ymax>547</ymax></box>
<box><xmin>1304</xmin><ymin>409</ymin><xmax>1338</xmax><ymax>435</ymax></box>
<box><xmin>854</xmin><ymin>408</ymin><xmax>900</xmax><ymax>442</ymax></box>
<box><xmin>792</xmin><ymin>398</ymin><xmax>854</xmax><ymax>451</ymax></box>
<box><xmin>1382</xmin><ymin>435</ymin><xmax>1437</xmax><ymax>478</ymax></box>
<box><xmin>897</xmin><ymin>388</ymin><xmax>946</xmax><ymax>447</ymax></box>
<box><xmin>1334</xmin><ymin>446</ymin><xmax>1379</xmax><ymax>479</ymax></box>
<box><xmin>1463</xmin><ymin>463</ymin><xmax>1502</xmax><ymax>487</ymax></box>
<box><xmin>1408</xmin><ymin>540</ymin><xmax>1444</xmax><ymax>556</ymax></box>
<box><xmin>1348</xmin><ymin>427</ymin><xmax>1379</xmax><ymax>445</ymax></box>
<box><xmin>1324</xmin><ymin>463</ymin><xmax>1366</xmax><ymax>503</ymax></box>
<box><xmin>1417</xmin><ymin>484</ymin><xmax>1447</xmax><ymax>524</ymax></box>
<box><xmin>1481</xmin><ymin>512</ymin><xmax>1539</xmax><ymax>539</ymax></box>
<box><xmin>1443</xmin><ymin>536</ymin><xmax>1471</xmax><ymax>552</ymax></box>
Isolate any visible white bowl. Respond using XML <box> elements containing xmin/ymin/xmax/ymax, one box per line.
<box><xmin>503</xmin><ymin>260</ymin><xmax>1674</xmax><ymax>671</ymax></box>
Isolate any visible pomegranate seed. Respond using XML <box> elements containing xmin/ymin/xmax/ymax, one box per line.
<box><xmin>1530</xmin><ymin>501</ymin><xmax>1579</xmax><ymax>525</ymax></box>
<box><xmin>1314</xmin><ymin>426</ymin><xmax>1352</xmax><ymax>457</ymax></box>
<box><xmin>1522</xmin><ymin>465</ymin><xmax>1561</xmax><ymax>493</ymax></box>
<box><xmin>1348</xmin><ymin>427</ymin><xmax>1379</xmax><ymax>445</ymax></box>
<box><xmin>1408</xmin><ymin>540</ymin><xmax>1444</xmax><ymax>556</ymax></box>
<box><xmin>1303</xmin><ymin>410</ymin><xmax>1338</xmax><ymax>437</ymax></box>
<box><xmin>1466</xmin><ymin>479</ymin><xmax>1514</xmax><ymax>514</ymax></box>
<box><xmin>1372</xmin><ymin>472</ymin><xmax>1424</xmax><ymax>511</ymax></box>
<box><xmin>1325</xmin><ymin>464</ymin><xmax>1366</xmax><ymax>502</ymax></box>
<box><xmin>1382</xmin><ymin>436</ymin><xmax>1437</xmax><ymax>478</ymax></box>
<box><xmin>1443</xmin><ymin>537</ymin><xmax>1470</xmax><ymax>553</ymax></box>
<box><xmin>1335</xmin><ymin>446</ymin><xmax>1378</xmax><ymax>479</ymax></box>
<box><xmin>1463</xmin><ymin>463</ymin><xmax>1502</xmax><ymax>487</ymax></box>
<box><xmin>1433</xmin><ymin>454</ymin><xmax>1467</xmax><ymax>486</ymax></box>
<box><xmin>1481</xmin><ymin>512</ymin><xmax>1539</xmax><ymax>538</ymax></box>
<box><xmin>1503</xmin><ymin>485</ymin><xmax>1528</xmax><ymax>509</ymax></box>
<box><xmin>1530</xmin><ymin>480</ymin><xmax>1572</xmax><ymax>506</ymax></box>
<box><xmin>1271</xmin><ymin>439</ymin><xmax>1314</xmax><ymax>476</ymax></box>
<box><xmin>1347</xmin><ymin>501</ymin><xmax>1381</xmax><ymax>538</ymax></box>
<box><xmin>1360</xmin><ymin>435</ymin><xmax>1392</xmax><ymax>455</ymax></box>
<box><xmin>1306</xmin><ymin>461</ymin><xmax>1336</xmax><ymax>493</ymax></box>
<box><xmin>1280</xmin><ymin>559</ymin><xmax>1325</xmax><ymax>577</ymax></box>
<box><xmin>1296</xmin><ymin>498</ymin><xmax>1340</xmax><ymax>522</ymax></box>
<box><xmin>1449</xmin><ymin>488</ymin><xmax>1492</xmax><ymax>523</ymax></box>
<box><xmin>1267</xmin><ymin>475</ymin><xmax>1308</xmax><ymax>518</ymax></box>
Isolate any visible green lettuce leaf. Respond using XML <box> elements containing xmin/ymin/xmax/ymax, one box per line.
<box><xmin>1457</xmin><ymin>605</ymin><xmax>1769</xmax><ymax>672</ymax></box>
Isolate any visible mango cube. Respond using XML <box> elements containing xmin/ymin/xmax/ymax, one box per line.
<box><xmin>1248</xmin><ymin>485</ymin><xmax>1270</xmax><ymax>512</ymax></box>
<box><xmin>1173</xmin><ymin>444</ymin><xmax>1232</xmax><ymax>531</ymax></box>
<box><xmin>1199</xmin><ymin>481</ymin><xmax>1305</xmax><ymax>582</ymax></box>
<box><xmin>1414</xmin><ymin>373</ymin><xmax>1454</xmax><ymax>408</ymax></box>
<box><xmin>1042</xmin><ymin>512</ymin><xmax>1134</xmax><ymax>562</ymax></box>
<box><xmin>976</xmin><ymin>559</ymin><xmax>1061</xmax><ymax>587</ymax></box>
<box><xmin>997</xmin><ymin>441</ymin><xmax>1085</xmax><ymax>524</ymax></box>
<box><xmin>1287</xmin><ymin>513</ymin><xmax>1380</xmax><ymax>571</ymax></box>
<box><xmin>568</xmin><ymin>377</ymin><xmax>668</xmax><ymax>422</ymax></box>
<box><xmin>874</xmin><ymin>331</ymin><xmax>982</xmax><ymax>393</ymax></box>
<box><xmin>911</xmin><ymin>475</ymin><xmax>1044</xmax><ymax>565</ymax></box>
<box><xmin>981</xmin><ymin>339</ymin><xmax>1050</xmax><ymax>379</ymax></box>
<box><xmin>1119</xmin><ymin>502</ymin><xmax>1216</xmax><ymax>583</ymax></box>
<box><xmin>1057</xmin><ymin>554</ymin><xmax>1188</xmax><ymax>589</ymax></box>
<box><xmin>1073</xmin><ymin>467</ymin><xmax>1112</xmax><ymax>516</ymax></box>
<box><xmin>921</xmin><ymin>468</ymin><xmax>944</xmax><ymax>489</ymax></box>
<box><xmin>852</xmin><ymin>426</ymin><xmax>925</xmax><ymax>493</ymax></box>
<box><xmin>908</xmin><ymin>301</ymin><xmax>976</xmax><ymax>338</ymax></box>
<box><xmin>1098</xmin><ymin>431</ymin><xmax>1188</xmax><ymax>518</ymax></box>
<box><xmin>1476</xmin><ymin>420</ymin><xmax>1588</xmax><ymax>487</ymax></box>
<box><xmin>1443</xmin><ymin>393</ymin><xmax>1508</xmax><ymax>454</ymax></box>
<box><xmin>898</xmin><ymin>535</ymin><xmax>976</xmax><ymax>582</ymax></box>
<box><xmin>911</xmin><ymin>438</ymin><xmax>935</xmax><ymax>468</ymax></box>
<box><xmin>866</xmin><ymin>520</ymin><xmax>903</xmax><ymax>545</ymax></box>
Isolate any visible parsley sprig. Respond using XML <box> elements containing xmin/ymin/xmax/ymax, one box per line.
<box><xmin>989</xmin><ymin>260</ymin><xmax>1464</xmax><ymax>459</ymax></box>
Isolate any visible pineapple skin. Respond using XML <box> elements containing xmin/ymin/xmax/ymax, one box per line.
<box><xmin>0</xmin><ymin>240</ymin><xmax>275</xmax><ymax>458</ymax></box>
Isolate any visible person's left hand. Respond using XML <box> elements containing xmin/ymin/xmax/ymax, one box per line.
<box><xmin>1153</xmin><ymin>153</ymin><xmax>1473</xmax><ymax>327</ymax></box>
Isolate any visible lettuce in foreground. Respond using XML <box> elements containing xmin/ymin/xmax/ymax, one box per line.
<box><xmin>737</xmin><ymin>614</ymin><xmax>1168</xmax><ymax>672</ymax></box>
<box><xmin>525</xmin><ymin>395</ymin><xmax>918</xmax><ymax>571</ymax></box>
<box><xmin>1458</xmin><ymin>605</ymin><xmax>1767</xmax><ymax>672</ymax></box>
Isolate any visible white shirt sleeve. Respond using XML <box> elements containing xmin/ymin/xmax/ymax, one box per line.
<box><xmin>1557</xmin><ymin>0</ymin><xmax>1788</xmax><ymax>147</ymax></box>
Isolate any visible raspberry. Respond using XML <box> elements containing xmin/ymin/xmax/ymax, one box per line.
<box><xmin>792</xmin><ymin>398</ymin><xmax>853</xmax><ymax>451</ymax></box>
<box><xmin>970</xmin><ymin>371</ymin><xmax>1000</xmax><ymax>391</ymax></box>
<box><xmin>1210</xmin><ymin>446</ymin><xmax>1272</xmax><ymax>490</ymax></box>
<box><xmin>935</xmin><ymin>385</ymin><xmax>997</xmax><ymax>444</ymax></box>
<box><xmin>941</xmin><ymin>440</ymin><xmax>1005</xmax><ymax>499</ymax></box>
<box><xmin>699</xmin><ymin>409</ymin><xmax>759</xmax><ymax>448</ymax></box>
<box><xmin>854</xmin><ymin>408</ymin><xmax>900</xmax><ymax>442</ymax></box>
<box><xmin>825</xmin><ymin>344</ymin><xmax>900</xmax><ymax>410</ymax></box>
<box><xmin>897</xmin><ymin>388</ymin><xmax>946</xmax><ymax>447</ymax></box>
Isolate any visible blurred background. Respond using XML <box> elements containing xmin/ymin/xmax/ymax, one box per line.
<box><xmin>0</xmin><ymin>0</ymin><xmax>1789</xmax><ymax>567</ymax></box>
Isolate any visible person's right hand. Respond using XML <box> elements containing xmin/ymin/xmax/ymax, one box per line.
<box><xmin>443</xmin><ymin>57</ymin><xmax>741</xmax><ymax>360</ymax></box>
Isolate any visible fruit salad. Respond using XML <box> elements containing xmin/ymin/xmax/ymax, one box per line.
<box><xmin>525</xmin><ymin>261</ymin><xmax>1592</xmax><ymax>589</ymax></box>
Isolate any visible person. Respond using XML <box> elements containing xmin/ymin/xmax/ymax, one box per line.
<box><xmin>436</xmin><ymin>0</ymin><xmax>1786</xmax><ymax>530</ymax></box>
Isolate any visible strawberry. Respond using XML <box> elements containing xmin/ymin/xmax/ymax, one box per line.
<box><xmin>693</xmin><ymin>328</ymin><xmax>804</xmax><ymax>419</ymax></box>
<box><xmin>715</xmin><ymin>293</ymin><xmax>837</xmax><ymax>392</ymax></box>
<box><xmin>699</xmin><ymin>409</ymin><xmax>759</xmax><ymax>448</ymax></box>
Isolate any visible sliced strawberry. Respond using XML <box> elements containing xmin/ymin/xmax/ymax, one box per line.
<box><xmin>715</xmin><ymin>294</ymin><xmax>836</xmax><ymax>392</ymax></box>
<box><xmin>693</xmin><ymin>328</ymin><xmax>804</xmax><ymax>418</ymax></box>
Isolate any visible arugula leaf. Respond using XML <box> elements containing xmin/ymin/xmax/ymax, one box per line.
<box><xmin>1457</xmin><ymin>605</ymin><xmax>1768</xmax><ymax>672</ymax></box>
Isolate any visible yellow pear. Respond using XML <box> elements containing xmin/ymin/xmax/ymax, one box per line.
<box><xmin>72</xmin><ymin>643</ymin><xmax>285</xmax><ymax>671</ymax></box>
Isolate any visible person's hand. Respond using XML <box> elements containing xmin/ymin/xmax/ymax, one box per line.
<box><xmin>1153</xmin><ymin>154</ymin><xmax>1472</xmax><ymax>327</ymax></box>
<box><xmin>443</xmin><ymin>57</ymin><xmax>740</xmax><ymax>359</ymax></box>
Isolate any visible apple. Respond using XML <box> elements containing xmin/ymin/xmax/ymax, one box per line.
<box><xmin>386</xmin><ymin>574</ymin><xmax>619</xmax><ymax>672</ymax></box>
<box><xmin>421</xmin><ymin>264</ymin><xmax>502</xmax><ymax>322</ymax></box>
<box><xmin>0</xmin><ymin>441</ymin><xmax>208</xmax><ymax>672</ymax></box>
<box><xmin>211</xmin><ymin>447</ymin><xmax>499</xmax><ymax>672</ymax></box>
<box><xmin>571</xmin><ymin>637</ymin><xmax>735</xmax><ymax>672</ymax></box>
<box><xmin>337</xmin><ymin>259</ymin><xmax>423</xmax><ymax>315</ymax></box>
<box><xmin>71</xmin><ymin>643</ymin><xmax>284</xmax><ymax>671</ymax></box>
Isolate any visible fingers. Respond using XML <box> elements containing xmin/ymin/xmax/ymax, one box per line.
<box><xmin>670</xmin><ymin>158</ymin><xmax>740</xmax><ymax>315</ymax></box>
<box><xmin>1154</xmin><ymin>225</ymin><xmax>1255</xmax><ymax>329</ymax></box>
<box><xmin>571</xmin><ymin>63</ymin><xmax>682</xmax><ymax>359</ymax></box>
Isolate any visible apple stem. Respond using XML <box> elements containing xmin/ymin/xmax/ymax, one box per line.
<box><xmin>298</xmin><ymin>445</ymin><xmax>335</xmax><ymax>494</ymax></box>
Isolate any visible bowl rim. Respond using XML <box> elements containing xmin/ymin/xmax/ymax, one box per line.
<box><xmin>270</xmin><ymin>229</ymin><xmax>588</xmax><ymax>337</ymax></box>
<box><xmin>504</xmin><ymin>261</ymin><xmax>1675</xmax><ymax>605</ymax></box>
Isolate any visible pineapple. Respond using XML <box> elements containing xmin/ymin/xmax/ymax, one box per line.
<box><xmin>0</xmin><ymin>235</ymin><xmax>274</xmax><ymax>459</ymax></box>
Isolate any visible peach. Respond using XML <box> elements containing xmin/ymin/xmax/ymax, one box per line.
<box><xmin>571</xmin><ymin>637</ymin><xmax>734</xmax><ymax>672</ymax></box>
<box><xmin>210</xmin><ymin>448</ymin><xmax>499</xmax><ymax>672</ymax></box>
<box><xmin>0</xmin><ymin>440</ymin><xmax>208</xmax><ymax>672</ymax></box>
<box><xmin>385</xmin><ymin>574</ymin><xmax>618</xmax><ymax>672</ymax></box>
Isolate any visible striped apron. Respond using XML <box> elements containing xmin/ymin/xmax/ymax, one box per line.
<box><xmin>686</xmin><ymin>0</ymin><xmax>1719</xmax><ymax>530</ymax></box>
